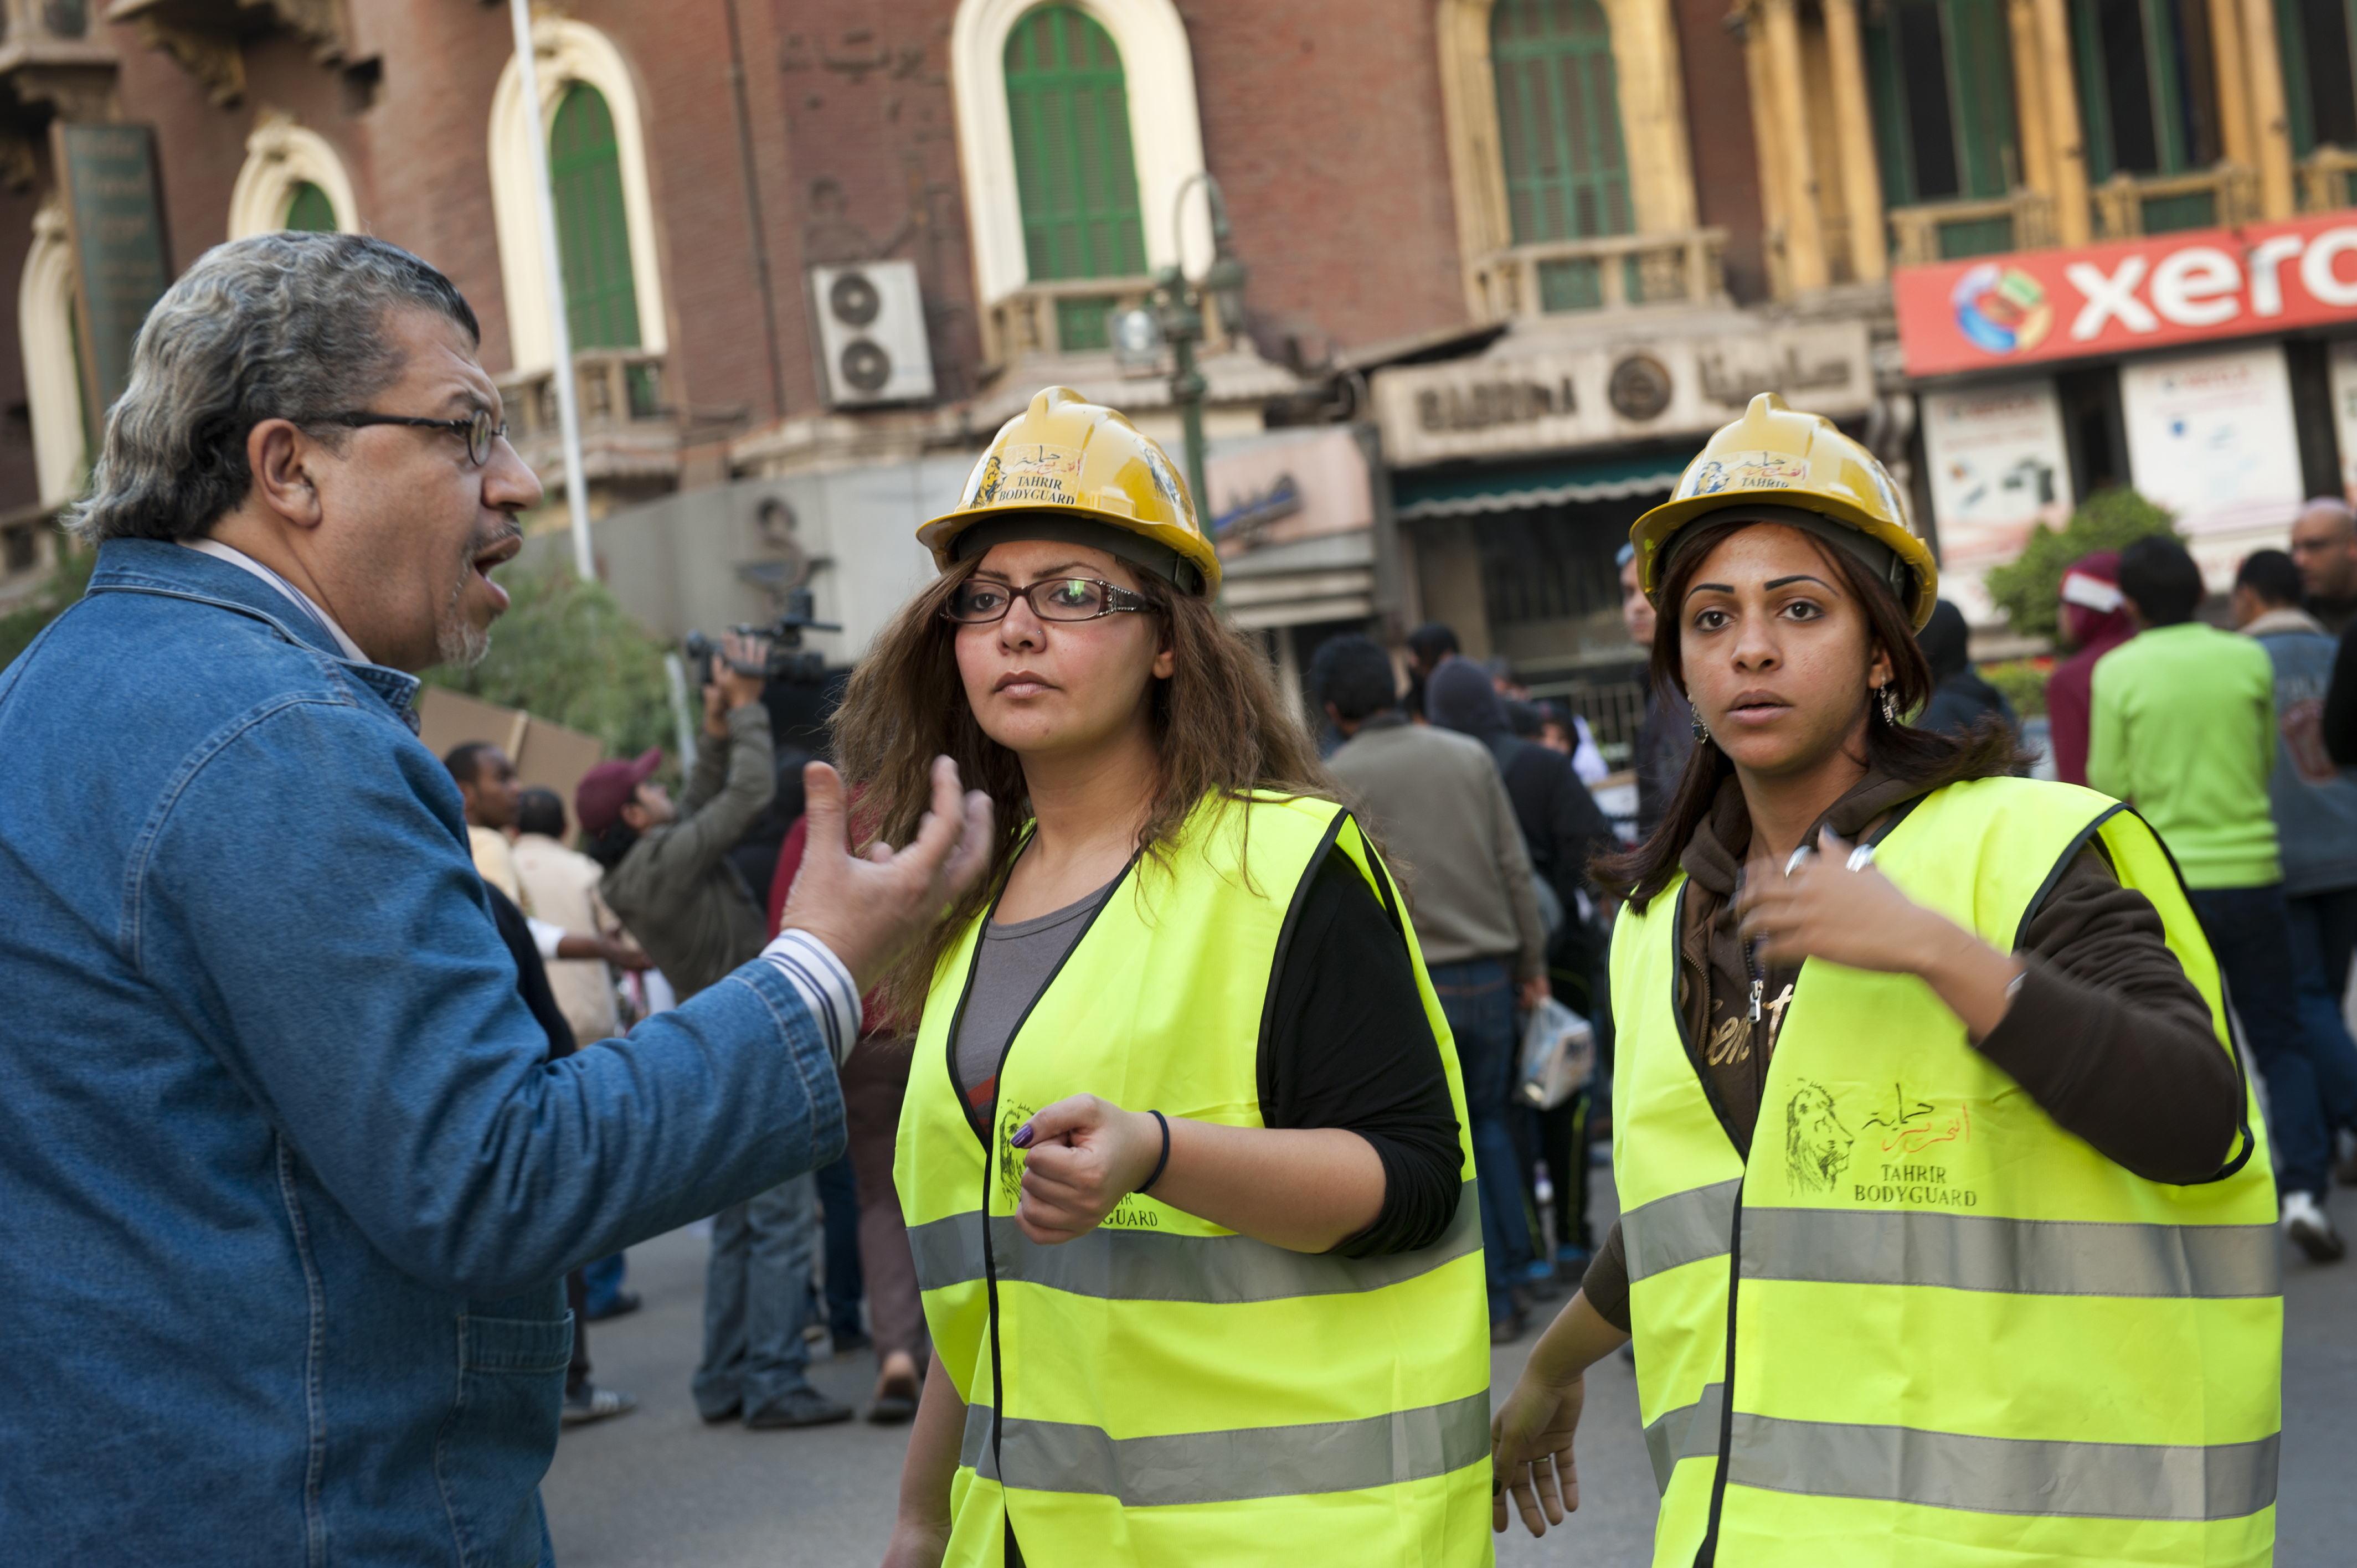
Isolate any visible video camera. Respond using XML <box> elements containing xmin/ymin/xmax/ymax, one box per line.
<box><xmin>683</xmin><ymin>586</ymin><xmax>840</xmax><ymax>689</ymax></box>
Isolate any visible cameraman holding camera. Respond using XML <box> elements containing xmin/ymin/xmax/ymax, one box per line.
<box><xmin>584</xmin><ymin>629</ymin><xmax>853</xmax><ymax>1427</ymax></box>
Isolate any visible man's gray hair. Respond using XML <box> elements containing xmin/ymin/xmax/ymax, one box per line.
<box><xmin>68</xmin><ymin>232</ymin><xmax>480</xmax><ymax>545</ymax></box>
<box><xmin>2300</xmin><ymin>496</ymin><xmax>2356</xmax><ymax>529</ymax></box>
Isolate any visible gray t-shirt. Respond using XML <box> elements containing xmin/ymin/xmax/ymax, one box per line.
<box><xmin>951</xmin><ymin>877</ymin><xmax>1119</xmax><ymax>1127</ymax></box>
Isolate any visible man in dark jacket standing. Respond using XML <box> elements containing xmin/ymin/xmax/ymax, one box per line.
<box><xmin>583</xmin><ymin>639</ymin><xmax>853</xmax><ymax>1429</ymax></box>
<box><xmin>1620</xmin><ymin>542</ymin><xmax>1694</xmax><ymax>839</ymax></box>
<box><xmin>1916</xmin><ymin>600</ymin><xmax>2019</xmax><ymax>741</ymax></box>
<box><xmin>1426</xmin><ymin>658</ymin><xmax>1616</xmax><ymax>1276</ymax></box>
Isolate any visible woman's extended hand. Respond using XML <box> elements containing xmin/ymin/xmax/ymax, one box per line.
<box><xmin>1490</xmin><ymin>1367</ymin><xmax>1584</xmax><ymax>1537</ymax></box>
<box><xmin>1010</xmin><ymin>1095</ymin><xmax>1162</xmax><ymax>1244</ymax></box>
<box><xmin>1737</xmin><ymin>827</ymin><xmax>2021</xmax><ymax>1038</ymax></box>
<box><xmin>1738</xmin><ymin>828</ymin><xmax>1954</xmax><ymax>972</ymax></box>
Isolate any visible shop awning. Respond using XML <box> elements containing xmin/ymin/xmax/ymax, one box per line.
<box><xmin>1392</xmin><ymin>451</ymin><xmax>1692</xmax><ymax>520</ymax></box>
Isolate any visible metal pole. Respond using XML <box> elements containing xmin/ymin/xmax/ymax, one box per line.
<box><xmin>1172</xmin><ymin>329</ymin><xmax>1207</xmax><ymax>527</ymax></box>
<box><xmin>508</xmin><ymin>0</ymin><xmax>597</xmax><ymax>584</ymax></box>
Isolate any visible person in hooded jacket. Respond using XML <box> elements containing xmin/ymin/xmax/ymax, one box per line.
<box><xmin>1915</xmin><ymin>599</ymin><xmax>2018</xmax><ymax>741</ymax></box>
<box><xmin>1426</xmin><ymin>659</ymin><xmax>1618</xmax><ymax>1274</ymax></box>
<box><xmin>2044</xmin><ymin>550</ymin><xmax>2134</xmax><ymax>786</ymax></box>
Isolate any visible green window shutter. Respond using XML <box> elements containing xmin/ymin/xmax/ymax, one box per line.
<box><xmin>2277</xmin><ymin>0</ymin><xmax>2357</xmax><ymax>157</ymax></box>
<box><xmin>1863</xmin><ymin>0</ymin><xmax>2018</xmax><ymax>207</ymax></box>
<box><xmin>282</xmin><ymin>180</ymin><xmax>337</xmax><ymax>232</ymax></box>
<box><xmin>1005</xmin><ymin>7</ymin><xmax>1147</xmax><ymax>282</ymax></box>
<box><xmin>549</xmin><ymin>82</ymin><xmax>642</xmax><ymax>349</ymax></box>
<box><xmin>1491</xmin><ymin>0</ymin><xmax>1632</xmax><ymax>243</ymax></box>
<box><xmin>2070</xmin><ymin>0</ymin><xmax>2207</xmax><ymax>179</ymax></box>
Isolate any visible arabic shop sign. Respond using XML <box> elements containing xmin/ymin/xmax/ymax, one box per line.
<box><xmin>1372</xmin><ymin>322</ymin><xmax>1872</xmax><ymax>466</ymax></box>
<box><xmin>53</xmin><ymin>122</ymin><xmax>171</xmax><ymax>430</ymax></box>
<box><xmin>1893</xmin><ymin>209</ymin><xmax>2357</xmax><ymax>378</ymax></box>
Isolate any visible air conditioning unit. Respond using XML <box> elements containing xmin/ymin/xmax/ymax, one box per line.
<box><xmin>809</xmin><ymin>261</ymin><xmax>935</xmax><ymax>408</ymax></box>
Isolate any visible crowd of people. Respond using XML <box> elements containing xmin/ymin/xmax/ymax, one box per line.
<box><xmin>0</xmin><ymin>229</ymin><xmax>2335</xmax><ymax>1567</ymax></box>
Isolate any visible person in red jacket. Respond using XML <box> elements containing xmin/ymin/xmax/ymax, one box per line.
<box><xmin>2043</xmin><ymin>549</ymin><xmax>2134</xmax><ymax>786</ymax></box>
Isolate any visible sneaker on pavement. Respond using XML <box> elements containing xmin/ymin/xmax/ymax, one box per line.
<box><xmin>2282</xmin><ymin>1190</ymin><xmax>2347</xmax><ymax>1263</ymax></box>
<box><xmin>561</xmin><ymin>1385</ymin><xmax>638</xmax><ymax>1426</ymax></box>
<box><xmin>744</xmin><ymin>1387</ymin><xmax>855</xmax><ymax>1430</ymax></box>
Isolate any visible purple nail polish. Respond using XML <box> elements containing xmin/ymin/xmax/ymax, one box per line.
<box><xmin>1010</xmin><ymin>1123</ymin><xmax>1035</xmax><ymax>1148</ymax></box>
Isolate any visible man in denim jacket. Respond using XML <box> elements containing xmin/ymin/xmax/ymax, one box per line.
<box><xmin>0</xmin><ymin>234</ymin><xmax>989</xmax><ymax>1566</ymax></box>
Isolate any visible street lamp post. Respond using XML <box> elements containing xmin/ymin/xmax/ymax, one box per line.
<box><xmin>1127</xmin><ymin>173</ymin><xmax>1247</xmax><ymax>531</ymax></box>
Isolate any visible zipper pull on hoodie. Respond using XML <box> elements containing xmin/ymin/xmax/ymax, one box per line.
<box><xmin>1749</xmin><ymin>978</ymin><xmax>1763</xmax><ymax>1023</ymax></box>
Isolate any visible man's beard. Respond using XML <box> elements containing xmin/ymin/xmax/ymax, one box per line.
<box><xmin>434</xmin><ymin>523</ymin><xmax>517</xmax><ymax>669</ymax></box>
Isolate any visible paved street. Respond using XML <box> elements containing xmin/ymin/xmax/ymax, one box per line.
<box><xmin>545</xmin><ymin>1172</ymin><xmax>2357</xmax><ymax>1566</ymax></box>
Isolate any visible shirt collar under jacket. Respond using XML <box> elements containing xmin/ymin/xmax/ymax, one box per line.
<box><xmin>179</xmin><ymin>537</ymin><xmax>370</xmax><ymax>663</ymax></box>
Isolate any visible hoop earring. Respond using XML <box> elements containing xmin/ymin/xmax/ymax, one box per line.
<box><xmin>1876</xmin><ymin>684</ymin><xmax>1900</xmax><ymax>726</ymax></box>
<box><xmin>1690</xmin><ymin>702</ymin><xmax>1712</xmax><ymax>743</ymax></box>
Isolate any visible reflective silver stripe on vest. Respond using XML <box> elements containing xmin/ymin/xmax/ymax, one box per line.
<box><xmin>1643</xmin><ymin>1381</ymin><xmax>1725</xmax><ymax>1494</ymax></box>
<box><xmin>958</xmin><ymin>1391</ymin><xmax>1491</xmax><ymax>1505</ymax></box>
<box><xmin>1622</xmin><ymin>1178</ymin><xmax>1742</xmax><ymax>1282</ymax></box>
<box><xmin>1728</xmin><ymin>1411</ymin><xmax>2278</xmax><ymax>1521</ymax></box>
<box><xmin>1741</xmin><ymin>1206</ymin><xmax>2282</xmax><ymax>1298</ymax></box>
<box><xmin>910</xmin><ymin>1179</ymin><xmax>1481</xmax><ymax>1303</ymax></box>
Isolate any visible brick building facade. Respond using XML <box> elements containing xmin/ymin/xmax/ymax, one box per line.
<box><xmin>4</xmin><ymin>0</ymin><xmax>2353</xmax><ymax>757</ymax></box>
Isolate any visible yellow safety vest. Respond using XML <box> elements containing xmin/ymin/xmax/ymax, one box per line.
<box><xmin>1612</xmin><ymin>776</ymin><xmax>2280</xmax><ymax>1567</ymax></box>
<box><xmin>896</xmin><ymin>792</ymin><xmax>1494</xmax><ymax>1566</ymax></box>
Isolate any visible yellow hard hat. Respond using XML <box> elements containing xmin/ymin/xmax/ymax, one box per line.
<box><xmin>1630</xmin><ymin>392</ymin><xmax>1937</xmax><ymax>630</ymax></box>
<box><xmin>919</xmin><ymin>386</ymin><xmax>1221</xmax><ymax>595</ymax></box>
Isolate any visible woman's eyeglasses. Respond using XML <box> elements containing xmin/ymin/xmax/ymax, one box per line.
<box><xmin>941</xmin><ymin>577</ymin><xmax>1157</xmax><ymax>625</ymax></box>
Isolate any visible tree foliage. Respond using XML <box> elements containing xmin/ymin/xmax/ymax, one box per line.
<box><xmin>422</xmin><ymin>561</ymin><xmax>674</xmax><ymax>761</ymax></box>
<box><xmin>0</xmin><ymin>535</ymin><xmax>94</xmax><ymax>670</ymax></box>
<box><xmin>1981</xmin><ymin>488</ymin><xmax>2178</xmax><ymax>643</ymax></box>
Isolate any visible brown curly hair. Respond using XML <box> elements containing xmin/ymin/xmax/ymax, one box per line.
<box><xmin>830</xmin><ymin>550</ymin><xmax>1337</xmax><ymax>1021</ymax></box>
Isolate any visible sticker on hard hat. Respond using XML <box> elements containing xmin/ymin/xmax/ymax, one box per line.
<box><xmin>967</xmin><ymin>444</ymin><xmax>1083</xmax><ymax>509</ymax></box>
<box><xmin>1682</xmin><ymin>451</ymin><xmax>1808</xmax><ymax>497</ymax></box>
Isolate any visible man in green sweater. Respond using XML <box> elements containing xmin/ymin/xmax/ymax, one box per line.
<box><xmin>2090</xmin><ymin>534</ymin><xmax>2344</xmax><ymax>1261</ymax></box>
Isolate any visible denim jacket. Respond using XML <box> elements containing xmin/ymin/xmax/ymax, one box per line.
<box><xmin>0</xmin><ymin>541</ymin><xmax>846</xmax><ymax>1566</ymax></box>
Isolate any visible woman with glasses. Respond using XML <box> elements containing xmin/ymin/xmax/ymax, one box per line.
<box><xmin>835</xmin><ymin>389</ymin><xmax>1490</xmax><ymax>1567</ymax></box>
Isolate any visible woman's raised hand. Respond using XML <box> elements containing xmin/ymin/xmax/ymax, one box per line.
<box><xmin>1008</xmin><ymin>1095</ymin><xmax>1162</xmax><ymax>1244</ymax></box>
<box><xmin>1737</xmin><ymin>826</ymin><xmax>2022</xmax><ymax>1038</ymax></box>
<box><xmin>1737</xmin><ymin>827</ymin><xmax>1952</xmax><ymax>973</ymax></box>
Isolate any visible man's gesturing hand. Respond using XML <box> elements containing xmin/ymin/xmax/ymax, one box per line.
<box><xmin>778</xmin><ymin>756</ymin><xmax>992</xmax><ymax>992</ymax></box>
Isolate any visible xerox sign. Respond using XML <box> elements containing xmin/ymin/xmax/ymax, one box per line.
<box><xmin>1893</xmin><ymin>212</ymin><xmax>2357</xmax><ymax>377</ymax></box>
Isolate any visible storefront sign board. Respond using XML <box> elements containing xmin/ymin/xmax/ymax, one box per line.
<box><xmin>1895</xmin><ymin>209</ymin><xmax>2357</xmax><ymax>378</ymax></box>
<box><xmin>2332</xmin><ymin>339</ymin><xmax>2357</xmax><ymax>505</ymax></box>
<box><xmin>1372</xmin><ymin>321</ymin><xmax>1872</xmax><ymax>467</ymax></box>
<box><xmin>53</xmin><ymin>123</ymin><xmax>171</xmax><ymax>429</ymax></box>
<box><xmin>1204</xmin><ymin>425</ymin><xmax>1373</xmax><ymax>560</ymax></box>
<box><xmin>2119</xmin><ymin>344</ymin><xmax>2305</xmax><ymax>587</ymax></box>
<box><xmin>1920</xmin><ymin>380</ymin><xmax>2075</xmax><ymax>625</ymax></box>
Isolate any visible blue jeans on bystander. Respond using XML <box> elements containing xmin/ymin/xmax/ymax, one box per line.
<box><xmin>2190</xmin><ymin>884</ymin><xmax>2339</xmax><ymax>1199</ymax></box>
<box><xmin>1428</xmin><ymin>956</ymin><xmax>1532</xmax><ymax>1325</ymax></box>
<box><xmin>693</xmin><ymin>1174</ymin><xmax>823</xmax><ymax>1421</ymax></box>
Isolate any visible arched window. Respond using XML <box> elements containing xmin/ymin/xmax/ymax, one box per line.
<box><xmin>20</xmin><ymin>202</ymin><xmax>88</xmax><ymax>507</ymax></box>
<box><xmin>1490</xmin><ymin>0</ymin><xmax>1632</xmax><ymax>247</ymax></box>
<box><xmin>282</xmin><ymin>180</ymin><xmax>337</xmax><ymax>232</ymax></box>
<box><xmin>548</xmin><ymin>82</ymin><xmax>641</xmax><ymax>349</ymax></box>
<box><xmin>1864</xmin><ymin>0</ymin><xmax>2018</xmax><ymax>239</ymax></box>
<box><xmin>2279</xmin><ymin>0</ymin><xmax>2357</xmax><ymax>157</ymax></box>
<box><xmin>488</xmin><ymin>18</ymin><xmax>668</xmax><ymax>372</ymax></box>
<box><xmin>226</xmin><ymin>114</ymin><xmax>360</xmax><ymax>241</ymax></box>
<box><xmin>2070</xmin><ymin>0</ymin><xmax>2220</xmax><ymax>187</ymax></box>
<box><xmin>1005</xmin><ymin>7</ymin><xmax>1147</xmax><ymax>284</ymax></box>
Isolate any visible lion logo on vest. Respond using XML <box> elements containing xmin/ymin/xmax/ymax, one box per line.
<box><xmin>997</xmin><ymin>1101</ymin><xmax>1036</xmax><ymax>1209</ymax></box>
<box><xmin>1784</xmin><ymin>1080</ymin><xmax>1854</xmax><ymax>1193</ymax></box>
